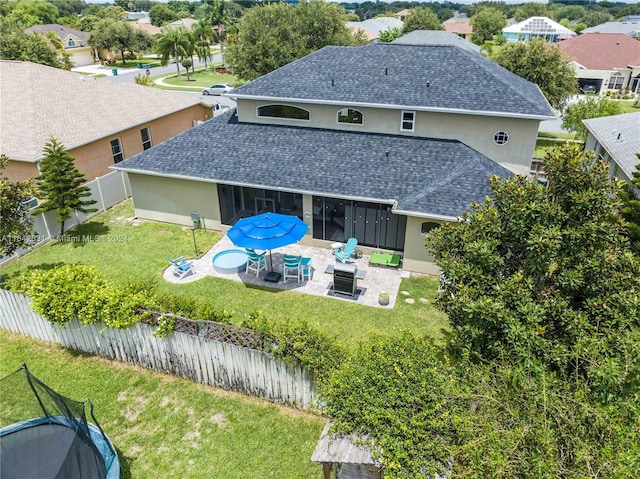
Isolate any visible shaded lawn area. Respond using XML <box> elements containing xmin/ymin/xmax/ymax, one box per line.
<box><xmin>0</xmin><ymin>330</ymin><xmax>324</xmax><ymax>479</ymax></box>
<box><xmin>0</xmin><ymin>200</ymin><xmax>449</xmax><ymax>346</ymax></box>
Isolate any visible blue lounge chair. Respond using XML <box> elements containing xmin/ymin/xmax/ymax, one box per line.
<box><xmin>167</xmin><ymin>256</ymin><xmax>193</xmax><ymax>279</ymax></box>
<box><xmin>299</xmin><ymin>257</ymin><xmax>312</xmax><ymax>281</ymax></box>
<box><xmin>246</xmin><ymin>249</ymin><xmax>267</xmax><ymax>276</ymax></box>
<box><xmin>334</xmin><ymin>238</ymin><xmax>358</xmax><ymax>263</ymax></box>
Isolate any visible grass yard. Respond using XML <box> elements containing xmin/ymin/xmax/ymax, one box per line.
<box><xmin>614</xmin><ymin>100</ymin><xmax>640</xmax><ymax>114</ymax></box>
<box><xmin>158</xmin><ymin>67</ymin><xmax>240</xmax><ymax>89</ymax></box>
<box><xmin>0</xmin><ymin>330</ymin><xmax>324</xmax><ymax>478</ymax></box>
<box><xmin>0</xmin><ymin>200</ymin><xmax>449</xmax><ymax>346</ymax></box>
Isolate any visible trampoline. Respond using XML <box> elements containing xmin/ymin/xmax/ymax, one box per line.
<box><xmin>0</xmin><ymin>364</ymin><xmax>120</xmax><ymax>479</ymax></box>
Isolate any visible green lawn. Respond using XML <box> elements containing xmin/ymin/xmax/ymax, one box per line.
<box><xmin>0</xmin><ymin>200</ymin><xmax>449</xmax><ymax>346</ymax></box>
<box><xmin>0</xmin><ymin>330</ymin><xmax>324</xmax><ymax>479</ymax></box>
<box><xmin>157</xmin><ymin>68</ymin><xmax>240</xmax><ymax>89</ymax></box>
<box><xmin>614</xmin><ymin>100</ymin><xmax>640</xmax><ymax>114</ymax></box>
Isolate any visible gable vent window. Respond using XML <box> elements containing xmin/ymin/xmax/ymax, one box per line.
<box><xmin>337</xmin><ymin>108</ymin><xmax>363</xmax><ymax>125</ymax></box>
<box><xmin>141</xmin><ymin>127</ymin><xmax>152</xmax><ymax>150</ymax></box>
<box><xmin>493</xmin><ymin>131</ymin><xmax>509</xmax><ymax>145</ymax></box>
<box><xmin>110</xmin><ymin>138</ymin><xmax>124</xmax><ymax>164</ymax></box>
<box><xmin>67</xmin><ymin>38</ymin><xmax>76</xmax><ymax>47</ymax></box>
<box><xmin>257</xmin><ymin>105</ymin><xmax>309</xmax><ymax>121</ymax></box>
<box><xmin>401</xmin><ymin>111</ymin><xmax>415</xmax><ymax>132</ymax></box>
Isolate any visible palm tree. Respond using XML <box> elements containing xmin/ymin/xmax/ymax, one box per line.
<box><xmin>192</xmin><ymin>19</ymin><xmax>215</xmax><ymax>69</ymax></box>
<box><xmin>154</xmin><ymin>26</ymin><xmax>190</xmax><ymax>76</ymax></box>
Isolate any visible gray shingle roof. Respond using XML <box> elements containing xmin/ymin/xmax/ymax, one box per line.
<box><xmin>231</xmin><ymin>43</ymin><xmax>554</xmax><ymax>119</ymax></box>
<box><xmin>583</xmin><ymin>112</ymin><xmax>640</xmax><ymax>180</ymax></box>
<box><xmin>24</xmin><ymin>24</ymin><xmax>90</xmax><ymax>44</ymax></box>
<box><xmin>113</xmin><ymin>110</ymin><xmax>514</xmax><ymax>219</ymax></box>
<box><xmin>0</xmin><ymin>61</ymin><xmax>204</xmax><ymax>162</ymax></box>
<box><xmin>392</xmin><ymin>30</ymin><xmax>480</xmax><ymax>53</ymax></box>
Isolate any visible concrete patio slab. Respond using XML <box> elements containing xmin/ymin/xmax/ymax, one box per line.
<box><xmin>163</xmin><ymin>236</ymin><xmax>410</xmax><ymax>308</ymax></box>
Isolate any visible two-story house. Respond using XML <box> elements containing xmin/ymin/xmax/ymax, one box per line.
<box><xmin>24</xmin><ymin>24</ymin><xmax>94</xmax><ymax>67</ymax></box>
<box><xmin>112</xmin><ymin>41</ymin><xmax>554</xmax><ymax>273</ymax></box>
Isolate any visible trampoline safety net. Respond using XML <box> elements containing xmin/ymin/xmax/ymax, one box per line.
<box><xmin>0</xmin><ymin>363</ymin><xmax>119</xmax><ymax>479</ymax></box>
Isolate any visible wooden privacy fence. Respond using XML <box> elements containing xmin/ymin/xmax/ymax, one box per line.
<box><xmin>0</xmin><ymin>289</ymin><xmax>317</xmax><ymax>409</ymax></box>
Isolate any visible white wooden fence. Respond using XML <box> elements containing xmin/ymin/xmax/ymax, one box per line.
<box><xmin>0</xmin><ymin>170</ymin><xmax>131</xmax><ymax>267</ymax></box>
<box><xmin>0</xmin><ymin>289</ymin><xmax>317</xmax><ymax>409</ymax></box>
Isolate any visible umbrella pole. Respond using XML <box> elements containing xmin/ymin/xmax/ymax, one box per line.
<box><xmin>269</xmin><ymin>250</ymin><xmax>274</xmax><ymax>271</ymax></box>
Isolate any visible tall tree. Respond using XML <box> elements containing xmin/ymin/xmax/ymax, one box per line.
<box><xmin>149</xmin><ymin>3</ymin><xmax>178</xmax><ymax>27</ymax></box>
<box><xmin>192</xmin><ymin>18</ymin><xmax>215</xmax><ymax>69</ymax></box>
<box><xmin>227</xmin><ymin>0</ymin><xmax>362</xmax><ymax>81</ymax></box>
<box><xmin>561</xmin><ymin>96</ymin><xmax>622</xmax><ymax>141</ymax></box>
<box><xmin>494</xmin><ymin>38</ymin><xmax>578</xmax><ymax>111</ymax></box>
<box><xmin>0</xmin><ymin>18</ymin><xmax>67</xmax><ymax>69</ymax></box>
<box><xmin>154</xmin><ymin>26</ymin><xmax>190</xmax><ymax>76</ymax></box>
<box><xmin>31</xmin><ymin>138</ymin><xmax>98</xmax><ymax>237</ymax></box>
<box><xmin>470</xmin><ymin>7</ymin><xmax>507</xmax><ymax>45</ymax></box>
<box><xmin>401</xmin><ymin>7</ymin><xmax>442</xmax><ymax>34</ymax></box>
<box><xmin>426</xmin><ymin>143</ymin><xmax>639</xmax><ymax>390</ymax></box>
<box><xmin>5</xmin><ymin>0</ymin><xmax>59</xmax><ymax>28</ymax></box>
<box><xmin>0</xmin><ymin>155</ymin><xmax>35</xmax><ymax>256</ymax></box>
<box><xmin>514</xmin><ymin>2</ymin><xmax>547</xmax><ymax>22</ymax></box>
<box><xmin>89</xmin><ymin>18</ymin><xmax>140</xmax><ymax>64</ymax></box>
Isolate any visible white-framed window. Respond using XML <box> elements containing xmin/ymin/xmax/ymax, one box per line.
<box><xmin>337</xmin><ymin>108</ymin><xmax>363</xmax><ymax>125</ymax></box>
<box><xmin>140</xmin><ymin>127</ymin><xmax>152</xmax><ymax>150</ymax></box>
<box><xmin>609</xmin><ymin>72</ymin><xmax>624</xmax><ymax>90</ymax></box>
<box><xmin>493</xmin><ymin>131</ymin><xmax>509</xmax><ymax>145</ymax></box>
<box><xmin>67</xmin><ymin>38</ymin><xmax>76</xmax><ymax>47</ymax></box>
<box><xmin>257</xmin><ymin>104</ymin><xmax>310</xmax><ymax>121</ymax></box>
<box><xmin>401</xmin><ymin>111</ymin><xmax>415</xmax><ymax>132</ymax></box>
<box><xmin>110</xmin><ymin>138</ymin><xmax>124</xmax><ymax>163</ymax></box>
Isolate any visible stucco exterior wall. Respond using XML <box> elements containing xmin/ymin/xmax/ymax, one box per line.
<box><xmin>128</xmin><ymin>173</ymin><xmax>220</xmax><ymax>228</ymax></box>
<box><xmin>236</xmin><ymin>99</ymin><xmax>539</xmax><ymax>172</ymax></box>
<box><xmin>401</xmin><ymin>216</ymin><xmax>442</xmax><ymax>275</ymax></box>
<box><xmin>5</xmin><ymin>105</ymin><xmax>209</xmax><ymax>183</ymax></box>
<box><xmin>3</xmin><ymin>161</ymin><xmax>39</xmax><ymax>183</ymax></box>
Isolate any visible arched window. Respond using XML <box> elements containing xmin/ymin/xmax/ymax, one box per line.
<box><xmin>493</xmin><ymin>131</ymin><xmax>509</xmax><ymax>145</ymax></box>
<box><xmin>337</xmin><ymin>108</ymin><xmax>363</xmax><ymax>125</ymax></box>
<box><xmin>257</xmin><ymin>105</ymin><xmax>309</xmax><ymax>121</ymax></box>
<box><xmin>420</xmin><ymin>221</ymin><xmax>440</xmax><ymax>235</ymax></box>
<box><xmin>67</xmin><ymin>38</ymin><xmax>76</xmax><ymax>47</ymax></box>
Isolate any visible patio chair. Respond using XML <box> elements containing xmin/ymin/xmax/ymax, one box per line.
<box><xmin>283</xmin><ymin>255</ymin><xmax>301</xmax><ymax>283</ymax></box>
<box><xmin>167</xmin><ymin>256</ymin><xmax>193</xmax><ymax>279</ymax></box>
<box><xmin>299</xmin><ymin>257</ymin><xmax>312</xmax><ymax>282</ymax></box>
<box><xmin>246</xmin><ymin>249</ymin><xmax>267</xmax><ymax>277</ymax></box>
<box><xmin>334</xmin><ymin>237</ymin><xmax>358</xmax><ymax>263</ymax></box>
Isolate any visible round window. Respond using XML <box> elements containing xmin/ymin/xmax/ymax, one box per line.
<box><xmin>493</xmin><ymin>131</ymin><xmax>509</xmax><ymax>145</ymax></box>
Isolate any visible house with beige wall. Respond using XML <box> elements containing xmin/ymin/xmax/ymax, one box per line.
<box><xmin>0</xmin><ymin>61</ymin><xmax>213</xmax><ymax>183</ymax></box>
<box><xmin>112</xmin><ymin>41</ymin><xmax>554</xmax><ymax>274</ymax></box>
<box><xmin>25</xmin><ymin>24</ymin><xmax>95</xmax><ymax>67</ymax></box>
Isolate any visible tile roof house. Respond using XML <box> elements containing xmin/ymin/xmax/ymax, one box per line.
<box><xmin>24</xmin><ymin>24</ymin><xmax>94</xmax><ymax>67</ymax></box>
<box><xmin>346</xmin><ymin>17</ymin><xmax>403</xmax><ymax>41</ymax></box>
<box><xmin>583</xmin><ymin>112</ymin><xmax>640</xmax><ymax>187</ymax></box>
<box><xmin>442</xmin><ymin>15</ymin><xmax>473</xmax><ymax>41</ymax></box>
<box><xmin>581</xmin><ymin>21</ymin><xmax>640</xmax><ymax>38</ymax></box>
<box><xmin>0</xmin><ymin>61</ymin><xmax>214</xmax><ymax>182</ymax></box>
<box><xmin>502</xmin><ymin>16</ymin><xmax>576</xmax><ymax>43</ymax></box>
<box><xmin>112</xmin><ymin>42</ymin><xmax>554</xmax><ymax>274</ymax></box>
<box><xmin>557</xmin><ymin>34</ymin><xmax>640</xmax><ymax>94</ymax></box>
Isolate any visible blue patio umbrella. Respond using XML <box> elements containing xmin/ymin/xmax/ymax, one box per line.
<box><xmin>226</xmin><ymin>212</ymin><xmax>309</xmax><ymax>272</ymax></box>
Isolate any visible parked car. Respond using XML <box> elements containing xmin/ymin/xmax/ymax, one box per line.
<box><xmin>202</xmin><ymin>83</ymin><xmax>234</xmax><ymax>96</ymax></box>
<box><xmin>581</xmin><ymin>85</ymin><xmax>597</xmax><ymax>94</ymax></box>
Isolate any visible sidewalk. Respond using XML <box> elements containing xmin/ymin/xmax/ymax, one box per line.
<box><xmin>72</xmin><ymin>64</ymin><xmax>139</xmax><ymax>76</ymax></box>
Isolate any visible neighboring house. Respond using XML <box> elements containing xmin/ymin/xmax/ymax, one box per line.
<box><xmin>442</xmin><ymin>14</ymin><xmax>473</xmax><ymax>41</ymax></box>
<box><xmin>0</xmin><ymin>61</ymin><xmax>214</xmax><ymax>183</ymax></box>
<box><xmin>502</xmin><ymin>16</ymin><xmax>576</xmax><ymax>43</ymax></box>
<box><xmin>127</xmin><ymin>12</ymin><xmax>149</xmax><ymax>22</ymax></box>
<box><xmin>581</xmin><ymin>21</ymin><xmax>640</xmax><ymax>38</ymax></box>
<box><xmin>168</xmin><ymin>18</ymin><xmax>198</xmax><ymax>30</ymax></box>
<box><xmin>395</xmin><ymin>9</ymin><xmax>412</xmax><ymax>22</ymax></box>
<box><xmin>346</xmin><ymin>18</ymin><xmax>403</xmax><ymax>41</ymax></box>
<box><xmin>112</xmin><ymin>42</ymin><xmax>554</xmax><ymax>274</ymax></box>
<box><xmin>557</xmin><ymin>34</ymin><xmax>640</xmax><ymax>94</ymax></box>
<box><xmin>583</xmin><ymin>112</ymin><xmax>640</xmax><ymax>188</ymax></box>
<box><xmin>24</xmin><ymin>24</ymin><xmax>94</xmax><ymax>67</ymax></box>
<box><xmin>130</xmin><ymin>21</ymin><xmax>162</xmax><ymax>37</ymax></box>
<box><xmin>392</xmin><ymin>30</ymin><xmax>480</xmax><ymax>54</ymax></box>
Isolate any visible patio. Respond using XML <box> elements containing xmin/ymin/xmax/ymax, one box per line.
<box><xmin>163</xmin><ymin>236</ymin><xmax>410</xmax><ymax>308</ymax></box>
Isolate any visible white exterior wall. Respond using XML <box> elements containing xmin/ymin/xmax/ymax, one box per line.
<box><xmin>236</xmin><ymin>99</ymin><xmax>540</xmax><ymax>173</ymax></box>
